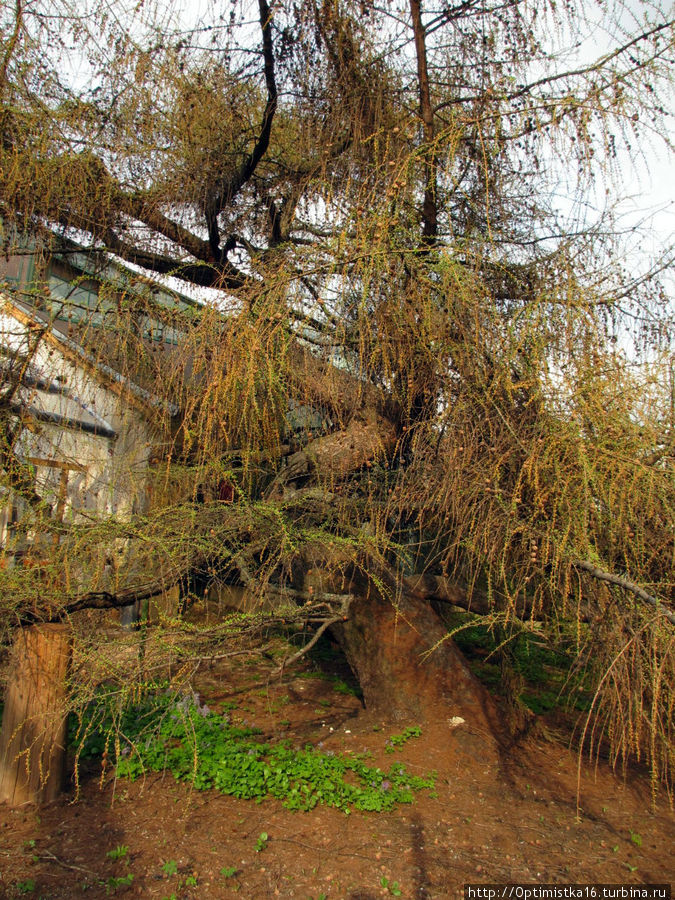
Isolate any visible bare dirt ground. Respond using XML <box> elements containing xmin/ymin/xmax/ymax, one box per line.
<box><xmin>0</xmin><ymin>638</ymin><xmax>673</xmax><ymax>899</ymax></box>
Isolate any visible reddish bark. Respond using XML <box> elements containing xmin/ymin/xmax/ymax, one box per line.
<box><xmin>334</xmin><ymin>585</ymin><xmax>501</xmax><ymax>738</ymax></box>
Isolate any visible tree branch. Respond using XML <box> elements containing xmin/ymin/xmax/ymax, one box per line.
<box><xmin>276</xmin><ymin>616</ymin><xmax>343</xmax><ymax>672</ymax></box>
<box><xmin>508</xmin><ymin>18</ymin><xmax>674</xmax><ymax>103</ymax></box>
<box><xmin>122</xmin><ymin>192</ymin><xmax>213</xmax><ymax>263</ymax></box>
<box><xmin>205</xmin><ymin>0</ymin><xmax>278</xmax><ymax>256</ymax></box>
<box><xmin>19</xmin><ymin>581</ymin><xmax>174</xmax><ymax>625</ymax></box>
<box><xmin>409</xmin><ymin>0</ymin><xmax>438</xmax><ymax>243</ymax></box>
<box><xmin>574</xmin><ymin>560</ymin><xmax>675</xmax><ymax>626</ymax></box>
<box><xmin>436</xmin><ymin>18</ymin><xmax>674</xmax><ymax>110</ymax></box>
<box><xmin>275</xmin><ymin>605</ymin><xmax>351</xmax><ymax>675</ymax></box>
<box><xmin>100</xmin><ymin>229</ymin><xmax>253</xmax><ymax>291</ymax></box>
<box><xmin>0</xmin><ymin>0</ymin><xmax>23</xmax><ymax>96</ymax></box>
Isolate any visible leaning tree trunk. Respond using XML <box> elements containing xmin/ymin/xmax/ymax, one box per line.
<box><xmin>0</xmin><ymin>624</ymin><xmax>72</xmax><ymax>806</ymax></box>
<box><xmin>286</xmin><ymin>397</ymin><xmax>503</xmax><ymax>747</ymax></box>
<box><xmin>334</xmin><ymin>585</ymin><xmax>502</xmax><ymax>744</ymax></box>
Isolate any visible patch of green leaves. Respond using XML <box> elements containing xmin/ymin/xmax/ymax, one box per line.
<box><xmin>105</xmin><ymin>873</ymin><xmax>133</xmax><ymax>895</ymax></box>
<box><xmin>68</xmin><ymin>682</ymin><xmax>174</xmax><ymax>760</ymax></box>
<box><xmin>86</xmin><ymin>690</ymin><xmax>435</xmax><ymax>813</ymax></box>
<box><xmin>220</xmin><ymin>866</ymin><xmax>237</xmax><ymax>879</ymax></box>
<box><xmin>385</xmin><ymin>726</ymin><xmax>422</xmax><ymax>753</ymax></box>
<box><xmin>255</xmin><ymin>832</ymin><xmax>268</xmax><ymax>852</ymax></box>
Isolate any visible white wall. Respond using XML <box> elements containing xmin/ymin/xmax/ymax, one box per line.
<box><xmin>0</xmin><ymin>301</ymin><xmax>155</xmax><ymax>539</ymax></box>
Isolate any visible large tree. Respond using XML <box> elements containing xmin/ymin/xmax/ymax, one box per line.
<box><xmin>1</xmin><ymin>0</ymin><xmax>674</xmax><ymax>785</ymax></box>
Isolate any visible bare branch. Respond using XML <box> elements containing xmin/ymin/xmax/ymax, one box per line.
<box><xmin>99</xmin><ymin>229</ymin><xmax>253</xmax><ymax>291</ymax></box>
<box><xmin>205</xmin><ymin>0</ymin><xmax>278</xmax><ymax>256</ymax></box>
<box><xmin>574</xmin><ymin>560</ymin><xmax>675</xmax><ymax>626</ymax></box>
<box><xmin>409</xmin><ymin>0</ymin><xmax>438</xmax><ymax>243</ymax></box>
<box><xmin>275</xmin><ymin>607</ymin><xmax>350</xmax><ymax>675</ymax></box>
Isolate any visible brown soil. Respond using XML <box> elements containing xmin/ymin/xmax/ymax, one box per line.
<box><xmin>0</xmin><ymin>643</ymin><xmax>673</xmax><ymax>900</ymax></box>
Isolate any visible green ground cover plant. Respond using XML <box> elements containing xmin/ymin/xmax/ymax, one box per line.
<box><xmin>385</xmin><ymin>726</ymin><xmax>422</xmax><ymax>753</ymax></box>
<box><xmin>73</xmin><ymin>688</ymin><xmax>435</xmax><ymax>813</ymax></box>
<box><xmin>105</xmin><ymin>873</ymin><xmax>133</xmax><ymax>895</ymax></box>
<box><xmin>380</xmin><ymin>876</ymin><xmax>403</xmax><ymax>897</ymax></box>
<box><xmin>220</xmin><ymin>866</ymin><xmax>237</xmax><ymax>879</ymax></box>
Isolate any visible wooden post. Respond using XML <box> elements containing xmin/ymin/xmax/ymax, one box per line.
<box><xmin>0</xmin><ymin>624</ymin><xmax>72</xmax><ymax>806</ymax></box>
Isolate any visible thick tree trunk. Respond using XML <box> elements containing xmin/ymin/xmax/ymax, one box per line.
<box><xmin>0</xmin><ymin>624</ymin><xmax>72</xmax><ymax>806</ymax></box>
<box><xmin>334</xmin><ymin>586</ymin><xmax>501</xmax><ymax>739</ymax></box>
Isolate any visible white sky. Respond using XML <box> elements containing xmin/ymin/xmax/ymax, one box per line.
<box><xmin>549</xmin><ymin>1</ymin><xmax>675</xmax><ymax>292</ymax></box>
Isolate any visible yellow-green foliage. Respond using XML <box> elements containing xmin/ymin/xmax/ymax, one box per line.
<box><xmin>1</xmin><ymin>0</ymin><xmax>673</xmax><ymax>797</ymax></box>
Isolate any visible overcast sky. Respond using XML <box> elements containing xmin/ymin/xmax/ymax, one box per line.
<box><xmin>552</xmin><ymin>0</ymin><xmax>674</xmax><ymax>291</ymax></box>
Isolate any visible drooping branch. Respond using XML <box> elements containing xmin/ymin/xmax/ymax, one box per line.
<box><xmin>401</xmin><ymin>573</ymin><xmax>603</xmax><ymax>624</ymax></box>
<box><xmin>574</xmin><ymin>560</ymin><xmax>675</xmax><ymax>627</ymax></box>
<box><xmin>402</xmin><ymin>573</ymin><xmax>488</xmax><ymax>613</ymax></box>
<box><xmin>0</xmin><ymin>315</ymin><xmax>52</xmax><ymax>514</ymax></box>
<box><xmin>0</xmin><ymin>424</ymin><xmax>51</xmax><ymax>515</ymax></box>
<box><xmin>0</xmin><ymin>0</ymin><xmax>23</xmax><ymax>96</ymax></box>
<box><xmin>19</xmin><ymin>581</ymin><xmax>173</xmax><ymax>625</ymax></box>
